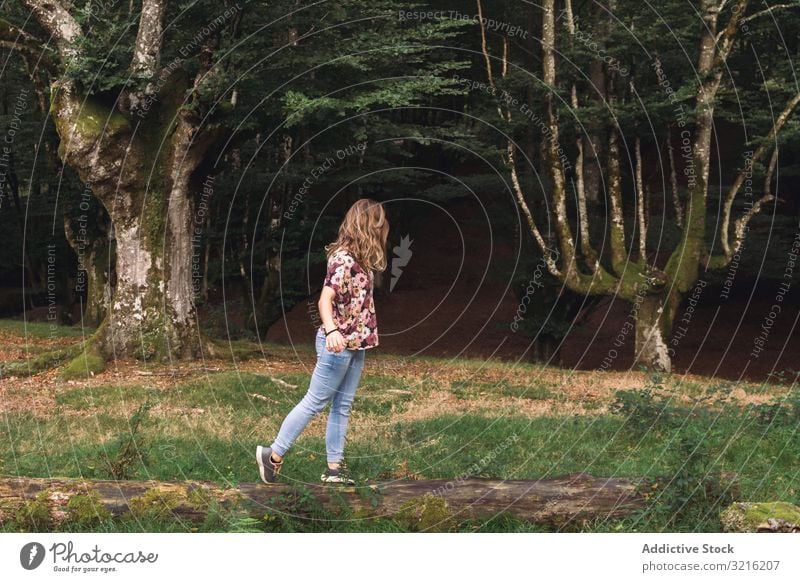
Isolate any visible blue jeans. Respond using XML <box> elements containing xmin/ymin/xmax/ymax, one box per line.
<box><xmin>271</xmin><ymin>329</ymin><xmax>366</xmax><ymax>463</ymax></box>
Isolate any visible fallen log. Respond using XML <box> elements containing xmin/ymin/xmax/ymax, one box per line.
<box><xmin>0</xmin><ymin>472</ymin><xmax>732</xmax><ymax>529</ymax></box>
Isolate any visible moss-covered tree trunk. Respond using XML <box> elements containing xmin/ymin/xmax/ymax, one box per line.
<box><xmin>63</xmin><ymin>211</ymin><xmax>113</xmax><ymax>328</ymax></box>
<box><xmin>50</xmin><ymin>80</ymin><xmax>213</xmax><ymax>360</ymax></box>
<box><xmin>83</xmin><ymin>242</ymin><xmax>112</xmax><ymax>328</ymax></box>
<box><xmin>0</xmin><ymin>473</ymin><xmax>649</xmax><ymax>529</ymax></box>
<box><xmin>71</xmin><ymin>238</ymin><xmax>112</xmax><ymax>329</ymax></box>
<box><xmin>630</xmin><ymin>1</ymin><xmax>742</xmax><ymax>372</ymax></box>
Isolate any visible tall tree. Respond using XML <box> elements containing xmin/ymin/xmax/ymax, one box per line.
<box><xmin>480</xmin><ymin>0</ymin><xmax>800</xmax><ymax>370</ymax></box>
<box><xmin>5</xmin><ymin>0</ymin><xmax>466</xmax><ymax>364</ymax></box>
<box><xmin>9</xmin><ymin>0</ymin><xmax>231</xmax><ymax>360</ymax></box>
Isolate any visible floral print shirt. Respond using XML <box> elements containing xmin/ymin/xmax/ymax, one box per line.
<box><xmin>321</xmin><ymin>249</ymin><xmax>378</xmax><ymax>350</ymax></box>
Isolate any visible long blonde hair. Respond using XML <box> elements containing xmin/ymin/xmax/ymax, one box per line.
<box><xmin>326</xmin><ymin>199</ymin><xmax>389</xmax><ymax>271</ymax></box>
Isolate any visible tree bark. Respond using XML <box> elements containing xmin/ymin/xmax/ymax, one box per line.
<box><xmin>63</xmin><ymin>211</ymin><xmax>113</xmax><ymax>327</ymax></box>
<box><xmin>667</xmin><ymin>129</ymin><xmax>684</xmax><ymax>228</ymax></box>
<box><xmin>634</xmin><ymin>295</ymin><xmax>673</xmax><ymax>372</ymax></box>
<box><xmin>0</xmin><ymin>473</ymin><xmax>649</xmax><ymax>528</ymax></box>
<box><xmin>49</xmin><ymin>81</ymin><xmax>214</xmax><ymax>360</ymax></box>
<box><xmin>652</xmin><ymin>0</ymin><xmax>749</xmax><ymax>371</ymax></box>
<box><xmin>582</xmin><ymin>5</ymin><xmax>608</xmax><ymax>205</ymax></box>
<box><xmin>254</xmin><ymin>133</ymin><xmax>292</xmax><ymax>333</ymax></box>
<box><xmin>17</xmin><ymin>1</ymin><xmax>233</xmax><ymax>361</ymax></box>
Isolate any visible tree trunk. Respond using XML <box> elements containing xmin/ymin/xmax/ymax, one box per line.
<box><xmin>253</xmin><ymin>134</ymin><xmax>292</xmax><ymax>334</ymax></box>
<box><xmin>83</xmin><ymin>243</ymin><xmax>112</xmax><ymax>327</ymax></box>
<box><xmin>108</xmin><ymin>196</ymin><xmax>200</xmax><ymax>360</ymax></box>
<box><xmin>63</xmin><ymin>210</ymin><xmax>113</xmax><ymax>328</ymax></box>
<box><xmin>583</xmin><ymin>60</ymin><xmax>606</xmax><ymax>204</ymax></box>
<box><xmin>0</xmin><ymin>473</ymin><xmax>649</xmax><ymax>528</ymax></box>
<box><xmin>49</xmin><ymin>80</ymin><xmax>215</xmax><ymax>360</ymax></box>
<box><xmin>634</xmin><ymin>295</ymin><xmax>673</xmax><ymax>372</ymax></box>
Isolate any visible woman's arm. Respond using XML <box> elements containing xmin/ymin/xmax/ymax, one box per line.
<box><xmin>319</xmin><ymin>286</ymin><xmax>345</xmax><ymax>352</ymax></box>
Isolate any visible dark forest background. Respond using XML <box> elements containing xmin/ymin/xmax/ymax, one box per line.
<box><xmin>1</xmin><ymin>0</ymin><xmax>799</xmax><ymax>381</ymax></box>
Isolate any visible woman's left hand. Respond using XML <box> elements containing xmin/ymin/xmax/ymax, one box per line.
<box><xmin>326</xmin><ymin>330</ymin><xmax>346</xmax><ymax>353</ymax></box>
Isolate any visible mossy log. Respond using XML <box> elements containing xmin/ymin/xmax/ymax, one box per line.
<box><xmin>721</xmin><ymin>502</ymin><xmax>800</xmax><ymax>533</ymax></box>
<box><xmin>0</xmin><ymin>473</ymin><xmax>661</xmax><ymax>528</ymax></box>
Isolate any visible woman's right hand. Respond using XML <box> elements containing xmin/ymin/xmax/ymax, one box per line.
<box><xmin>325</xmin><ymin>329</ymin><xmax>345</xmax><ymax>353</ymax></box>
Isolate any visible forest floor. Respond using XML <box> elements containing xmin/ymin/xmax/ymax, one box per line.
<box><xmin>0</xmin><ymin>319</ymin><xmax>798</xmax><ymax>532</ymax></box>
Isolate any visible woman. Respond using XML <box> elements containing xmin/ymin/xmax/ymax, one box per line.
<box><xmin>257</xmin><ymin>198</ymin><xmax>389</xmax><ymax>484</ymax></box>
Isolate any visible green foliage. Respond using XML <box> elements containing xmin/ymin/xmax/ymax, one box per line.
<box><xmin>1</xmin><ymin>341</ymin><xmax>89</xmax><ymax>377</ymax></box>
<box><xmin>66</xmin><ymin>491</ymin><xmax>112</xmax><ymax>527</ymax></box>
<box><xmin>226</xmin><ymin>516</ymin><xmax>264</xmax><ymax>533</ymax></box>
<box><xmin>396</xmin><ymin>493</ymin><xmax>455</xmax><ymax>532</ymax></box>
<box><xmin>609</xmin><ymin>387</ymin><xmax>682</xmax><ymax>437</ymax></box>
<box><xmin>449</xmin><ymin>379</ymin><xmax>557</xmax><ymax>401</ymax></box>
<box><xmin>751</xmin><ymin>385</ymin><xmax>800</xmax><ymax>427</ymax></box>
<box><xmin>102</xmin><ymin>400</ymin><xmax>155</xmax><ymax>480</ymax></box>
<box><xmin>2</xmin><ymin>337</ymin><xmax>798</xmax><ymax>534</ymax></box>
<box><xmin>610</xmin><ymin>386</ymin><xmax>737</xmax><ymax>530</ymax></box>
<box><xmin>0</xmin><ymin>319</ymin><xmax>89</xmax><ymax>338</ymax></box>
<box><xmin>10</xmin><ymin>491</ymin><xmax>52</xmax><ymax>532</ymax></box>
<box><xmin>126</xmin><ymin>489</ymin><xmax>183</xmax><ymax>522</ymax></box>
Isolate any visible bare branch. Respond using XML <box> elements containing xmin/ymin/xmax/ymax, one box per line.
<box><xmin>475</xmin><ymin>0</ymin><xmax>494</xmax><ymax>87</ymax></box>
<box><xmin>132</xmin><ymin>0</ymin><xmax>166</xmax><ymax>79</ymax></box>
<box><xmin>717</xmin><ymin>146</ymin><xmax>778</xmax><ymax>265</ymax></box>
<box><xmin>475</xmin><ymin>0</ymin><xmax>505</xmax><ymax>121</ymax></box>
<box><xmin>542</xmin><ymin>0</ymin><xmax>576</xmax><ymax>271</ymax></box>
<box><xmin>712</xmin><ymin>0</ymin><xmax>750</xmax><ymax>70</ymax></box>
<box><xmin>740</xmin><ymin>3</ymin><xmax>798</xmax><ymax>24</ymax></box>
<box><xmin>540</xmin><ymin>0</ymin><xmax>626</xmax><ymax>295</ymax></box>
<box><xmin>667</xmin><ymin>0</ymin><xmax>748</xmax><ymax>285</ymax></box>
<box><xmin>501</xmin><ymin>35</ymin><xmax>508</xmax><ymax>78</ymax></box>
<box><xmin>473</xmin><ymin>0</ymin><xmax>558</xmax><ymax>276</ymax></box>
<box><xmin>1</xmin><ymin>18</ymin><xmax>56</xmax><ymax>79</ymax></box>
<box><xmin>0</xmin><ymin>17</ymin><xmax>44</xmax><ymax>45</ymax></box>
<box><xmin>763</xmin><ymin>143</ymin><xmax>779</xmax><ymax>199</ymax></box>
<box><xmin>564</xmin><ymin>0</ymin><xmax>577</xmax><ymax>35</ymax></box>
<box><xmin>573</xmin><ymin>88</ymin><xmax>595</xmax><ymax>266</ymax></box>
<box><xmin>507</xmin><ymin>142</ymin><xmax>562</xmax><ymax>278</ymax></box>
<box><xmin>20</xmin><ymin>0</ymin><xmax>82</xmax><ymax>60</ymax></box>
<box><xmin>719</xmin><ymin>91</ymin><xmax>800</xmax><ymax>257</ymax></box>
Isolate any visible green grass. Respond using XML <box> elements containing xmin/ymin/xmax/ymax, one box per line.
<box><xmin>2</xmin><ymin>410</ymin><xmax>795</xmax><ymax>531</ymax></box>
<box><xmin>1</xmin><ymin>342</ymin><xmax>798</xmax><ymax>532</ymax></box>
<box><xmin>2</xmin><ymin>391</ymin><xmax>798</xmax><ymax>532</ymax></box>
<box><xmin>449</xmin><ymin>379</ymin><xmax>561</xmax><ymax>401</ymax></box>
<box><xmin>0</xmin><ymin>319</ymin><xmax>92</xmax><ymax>339</ymax></box>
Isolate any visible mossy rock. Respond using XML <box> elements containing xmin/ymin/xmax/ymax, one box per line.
<box><xmin>720</xmin><ymin>502</ymin><xmax>800</xmax><ymax>532</ymax></box>
<box><xmin>60</xmin><ymin>346</ymin><xmax>106</xmax><ymax>380</ymax></box>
